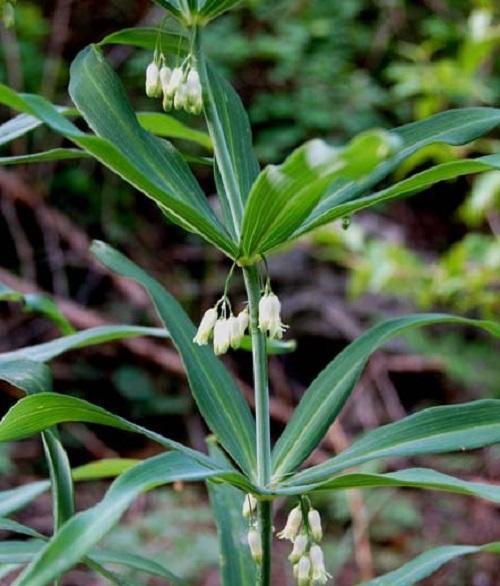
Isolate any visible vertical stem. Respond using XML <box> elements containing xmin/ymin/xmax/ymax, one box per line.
<box><xmin>243</xmin><ymin>265</ymin><xmax>272</xmax><ymax>585</ymax></box>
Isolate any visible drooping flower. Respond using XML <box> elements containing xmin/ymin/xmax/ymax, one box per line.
<box><xmin>174</xmin><ymin>83</ymin><xmax>188</xmax><ymax>111</ymax></box>
<box><xmin>247</xmin><ymin>528</ymin><xmax>263</xmax><ymax>564</ymax></box>
<box><xmin>145</xmin><ymin>61</ymin><xmax>162</xmax><ymax>98</ymax></box>
<box><xmin>258</xmin><ymin>292</ymin><xmax>286</xmax><ymax>339</ymax></box>
<box><xmin>278</xmin><ymin>505</ymin><xmax>303</xmax><ymax>541</ymax></box>
<box><xmin>237</xmin><ymin>308</ymin><xmax>249</xmax><ymax>337</ymax></box>
<box><xmin>308</xmin><ymin>508</ymin><xmax>323</xmax><ymax>543</ymax></box>
<box><xmin>242</xmin><ymin>493</ymin><xmax>258</xmax><ymax>519</ymax></box>
<box><xmin>193</xmin><ymin>307</ymin><xmax>218</xmax><ymax>346</ymax></box>
<box><xmin>310</xmin><ymin>544</ymin><xmax>331</xmax><ymax>584</ymax></box>
<box><xmin>213</xmin><ymin>318</ymin><xmax>231</xmax><ymax>355</ymax></box>
<box><xmin>297</xmin><ymin>555</ymin><xmax>312</xmax><ymax>586</ymax></box>
<box><xmin>186</xmin><ymin>68</ymin><xmax>203</xmax><ymax>114</ymax></box>
<box><xmin>229</xmin><ymin>315</ymin><xmax>243</xmax><ymax>349</ymax></box>
<box><xmin>289</xmin><ymin>534</ymin><xmax>308</xmax><ymax>564</ymax></box>
<box><xmin>165</xmin><ymin>67</ymin><xmax>184</xmax><ymax>98</ymax></box>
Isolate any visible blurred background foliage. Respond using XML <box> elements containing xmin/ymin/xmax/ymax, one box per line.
<box><xmin>0</xmin><ymin>0</ymin><xmax>499</xmax><ymax>584</ymax></box>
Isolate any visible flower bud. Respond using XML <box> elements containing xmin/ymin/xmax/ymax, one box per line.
<box><xmin>229</xmin><ymin>315</ymin><xmax>243</xmax><ymax>349</ymax></box>
<box><xmin>297</xmin><ymin>555</ymin><xmax>312</xmax><ymax>586</ymax></box>
<box><xmin>213</xmin><ymin>318</ymin><xmax>231</xmax><ymax>355</ymax></box>
<box><xmin>310</xmin><ymin>544</ymin><xmax>331</xmax><ymax>584</ymax></box>
<box><xmin>288</xmin><ymin>534</ymin><xmax>308</xmax><ymax>564</ymax></box>
<box><xmin>193</xmin><ymin>307</ymin><xmax>218</xmax><ymax>346</ymax></box>
<box><xmin>165</xmin><ymin>67</ymin><xmax>183</xmax><ymax>97</ymax></box>
<box><xmin>145</xmin><ymin>62</ymin><xmax>162</xmax><ymax>98</ymax></box>
<box><xmin>242</xmin><ymin>493</ymin><xmax>258</xmax><ymax>519</ymax></box>
<box><xmin>247</xmin><ymin>528</ymin><xmax>262</xmax><ymax>564</ymax></box>
<box><xmin>308</xmin><ymin>509</ymin><xmax>323</xmax><ymax>543</ymax></box>
<box><xmin>237</xmin><ymin>308</ymin><xmax>249</xmax><ymax>337</ymax></box>
<box><xmin>277</xmin><ymin>505</ymin><xmax>303</xmax><ymax>541</ymax></box>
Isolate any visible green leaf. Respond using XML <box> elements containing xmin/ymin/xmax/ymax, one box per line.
<box><xmin>280</xmin><ymin>467</ymin><xmax>500</xmax><ymax>503</ymax></box>
<box><xmin>0</xmin><ymin>325</ymin><xmax>168</xmax><ymax>363</ymax></box>
<box><xmin>195</xmin><ymin>48</ymin><xmax>260</xmax><ymax>237</ymax></box>
<box><xmin>305</xmin><ymin>155</ymin><xmax>500</xmax><ymax>229</ymax></box>
<box><xmin>14</xmin><ymin>452</ymin><xmax>239</xmax><ymax>585</ymax></box>
<box><xmin>0</xmin><ymin>393</ymin><xmax>252</xmax><ymax>485</ymax></box>
<box><xmin>0</xmin><ymin>148</ymin><xmax>89</xmax><ymax>165</ymax></box>
<box><xmin>272</xmin><ymin>314</ymin><xmax>500</xmax><ymax>479</ymax></box>
<box><xmin>91</xmin><ymin>240</ymin><xmax>257</xmax><ymax>478</ymax></box>
<box><xmin>0</xmin><ymin>285</ymin><xmax>74</xmax><ymax>334</ymax></box>
<box><xmin>0</xmin><ymin>541</ymin><xmax>44</xmax><ymax>564</ymax></box>
<box><xmin>68</xmin><ymin>45</ymin><xmax>235</xmax><ymax>255</ymax></box>
<box><xmin>0</xmin><ymin>482</ymin><xmax>50</xmax><ymax>517</ymax></box>
<box><xmin>0</xmin><ymin>521</ymin><xmax>184</xmax><ymax>584</ymax></box>
<box><xmin>0</xmin><ymin>107</ymin><xmax>71</xmax><ymax>146</ymax></box>
<box><xmin>0</xmin><ymin>359</ymin><xmax>53</xmax><ymax>394</ymax></box>
<box><xmin>361</xmin><ymin>542</ymin><xmax>500</xmax><ymax>586</ymax></box>
<box><xmin>239</xmin><ymin>335</ymin><xmax>297</xmax><ymax>355</ymax></box>
<box><xmin>299</xmin><ymin>107</ymin><xmax>500</xmax><ymax>236</ymax></box>
<box><xmin>291</xmin><ymin>400</ymin><xmax>500</xmax><ymax>486</ymax></box>
<box><xmin>98</xmin><ymin>27</ymin><xmax>187</xmax><ymax>52</ymax></box>
<box><xmin>207</xmin><ymin>438</ymin><xmax>256</xmax><ymax>586</ymax></box>
<box><xmin>136</xmin><ymin>112</ymin><xmax>212</xmax><ymax>150</ymax></box>
<box><xmin>198</xmin><ymin>0</ymin><xmax>243</xmax><ymax>21</ymax></box>
<box><xmin>0</xmin><ymin>459</ymin><xmax>140</xmax><ymax>518</ymax></box>
<box><xmin>240</xmin><ymin>131</ymin><xmax>395</xmax><ymax>257</ymax></box>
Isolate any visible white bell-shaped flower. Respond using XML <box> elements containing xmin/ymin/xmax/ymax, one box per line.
<box><xmin>145</xmin><ymin>61</ymin><xmax>162</xmax><ymax>98</ymax></box>
<box><xmin>288</xmin><ymin>534</ymin><xmax>308</xmax><ymax>564</ymax></box>
<box><xmin>174</xmin><ymin>83</ymin><xmax>188</xmax><ymax>111</ymax></box>
<box><xmin>297</xmin><ymin>554</ymin><xmax>312</xmax><ymax>586</ymax></box>
<box><xmin>247</xmin><ymin>528</ymin><xmax>262</xmax><ymax>564</ymax></box>
<box><xmin>310</xmin><ymin>545</ymin><xmax>331</xmax><ymax>584</ymax></box>
<box><xmin>213</xmin><ymin>318</ymin><xmax>231</xmax><ymax>355</ymax></box>
<box><xmin>229</xmin><ymin>315</ymin><xmax>243</xmax><ymax>349</ymax></box>
<box><xmin>277</xmin><ymin>505</ymin><xmax>302</xmax><ymax>541</ymax></box>
<box><xmin>237</xmin><ymin>308</ymin><xmax>249</xmax><ymax>337</ymax></box>
<box><xmin>258</xmin><ymin>292</ymin><xmax>286</xmax><ymax>339</ymax></box>
<box><xmin>193</xmin><ymin>307</ymin><xmax>218</xmax><ymax>346</ymax></box>
<box><xmin>186</xmin><ymin>68</ymin><xmax>203</xmax><ymax>115</ymax></box>
<box><xmin>165</xmin><ymin>67</ymin><xmax>183</xmax><ymax>97</ymax></box>
<box><xmin>308</xmin><ymin>509</ymin><xmax>323</xmax><ymax>543</ymax></box>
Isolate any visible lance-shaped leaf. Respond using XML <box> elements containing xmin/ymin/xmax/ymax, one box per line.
<box><xmin>0</xmin><ymin>520</ymin><xmax>184</xmax><ymax>584</ymax></box>
<box><xmin>298</xmin><ymin>154</ymin><xmax>500</xmax><ymax>233</ymax></box>
<box><xmin>98</xmin><ymin>27</ymin><xmax>187</xmax><ymax>52</ymax></box>
<box><xmin>297</xmin><ymin>107</ymin><xmax>500</xmax><ymax>237</ymax></box>
<box><xmin>0</xmin><ymin>325</ymin><xmax>168</xmax><ymax>363</ymax></box>
<box><xmin>278</xmin><ymin>467</ymin><xmax>500</xmax><ymax>503</ymax></box>
<box><xmin>207</xmin><ymin>438</ymin><xmax>256</xmax><ymax>586</ymax></box>
<box><xmin>0</xmin><ymin>148</ymin><xmax>89</xmax><ymax>165</ymax></box>
<box><xmin>195</xmin><ymin>48</ymin><xmax>260</xmax><ymax>237</ymax></box>
<box><xmin>290</xmin><ymin>400</ymin><xmax>500</xmax><ymax>486</ymax></box>
<box><xmin>0</xmin><ymin>106</ymin><xmax>72</xmax><ymax>146</ymax></box>
<box><xmin>240</xmin><ymin>131</ymin><xmax>396</xmax><ymax>257</ymax></box>
<box><xmin>14</xmin><ymin>452</ymin><xmax>239</xmax><ymax>586</ymax></box>
<box><xmin>0</xmin><ymin>393</ymin><xmax>253</xmax><ymax>491</ymax></box>
<box><xmin>198</xmin><ymin>0</ymin><xmax>243</xmax><ymax>21</ymax></box>
<box><xmin>91</xmin><ymin>240</ymin><xmax>257</xmax><ymax>477</ymax></box>
<box><xmin>136</xmin><ymin>112</ymin><xmax>212</xmax><ymax>150</ymax></box>
<box><xmin>361</xmin><ymin>542</ymin><xmax>500</xmax><ymax>586</ymax></box>
<box><xmin>68</xmin><ymin>45</ymin><xmax>235</xmax><ymax>254</ymax></box>
<box><xmin>272</xmin><ymin>314</ymin><xmax>500</xmax><ymax>479</ymax></box>
<box><xmin>0</xmin><ymin>459</ymin><xmax>138</xmax><ymax>518</ymax></box>
<box><xmin>0</xmin><ymin>73</ymin><xmax>235</xmax><ymax>257</ymax></box>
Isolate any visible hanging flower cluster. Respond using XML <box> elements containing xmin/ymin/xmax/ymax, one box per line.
<box><xmin>193</xmin><ymin>270</ymin><xmax>287</xmax><ymax>354</ymax></box>
<box><xmin>145</xmin><ymin>54</ymin><xmax>203</xmax><ymax>115</ymax></box>
<box><xmin>278</xmin><ymin>503</ymin><xmax>331</xmax><ymax>585</ymax></box>
<box><xmin>193</xmin><ymin>298</ymin><xmax>249</xmax><ymax>355</ymax></box>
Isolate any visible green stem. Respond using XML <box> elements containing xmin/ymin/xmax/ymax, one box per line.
<box><xmin>243</xmin><ymin>265</ymin><xmax>272</xmax><ymax>585</ymax></box>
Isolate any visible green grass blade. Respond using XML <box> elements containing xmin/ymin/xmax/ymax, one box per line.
<box><xmin>272</xmin><ymin>314</ymin><xmax>500</xmax><ymax>479</ymax></box>
<box><xmin>91</xmin><ymin>240</ymin><xmax>257</xmax><ymax>477</ymax></box>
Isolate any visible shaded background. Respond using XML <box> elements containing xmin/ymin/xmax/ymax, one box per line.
<box><xmin>0</xmin><ymin>0</ymin><xmax>499</xmax><ymax>584</ymax></box>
